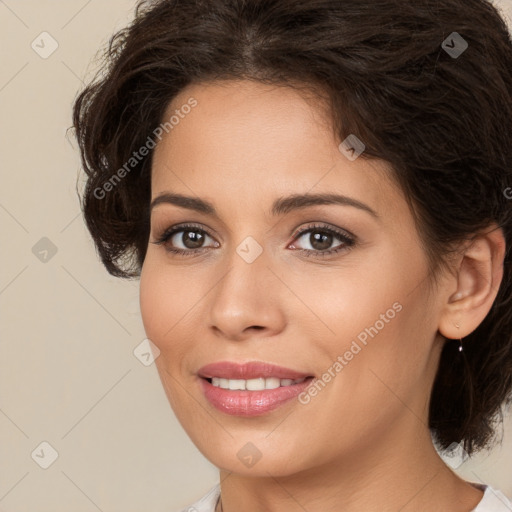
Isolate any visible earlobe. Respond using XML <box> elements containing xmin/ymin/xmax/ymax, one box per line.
<box><xmin>438</xmin><ymin>224</ymin><xmax>506</xmax><ymax>341</ymax></box>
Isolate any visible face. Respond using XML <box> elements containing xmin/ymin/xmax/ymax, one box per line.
<box><xmin>140</xmin><ymin>79</ymin><xmax>447</xmax><ymax>477</ymax></box>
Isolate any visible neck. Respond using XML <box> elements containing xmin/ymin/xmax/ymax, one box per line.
<box><xmin>216</xmin><ymin>426</ymin><xmax>483</xmax><ymax>512</ymax></box>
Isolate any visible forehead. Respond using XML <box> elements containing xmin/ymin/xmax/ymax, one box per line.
<box><xmin>151</xmin><ymin>79</ymin><xmax>402</xmax><ymax>222</ymax></box>
<box><xmin>158</xmin><ymin>79</ymin><xmax>335</xmax><ymax>159</ymax></box>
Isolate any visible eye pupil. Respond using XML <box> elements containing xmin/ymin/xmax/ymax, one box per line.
<box><xmin>311</xmin><ymin>231</ymin><xmax>332</xmax><ymax>251</ymax></box>
<box><xmin>183</xmin><ymin>231</ymin><xmax>204</xmax><ymax>249</ymax></box>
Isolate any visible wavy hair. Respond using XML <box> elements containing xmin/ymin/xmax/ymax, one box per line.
<box><xmin>72</xmin><ymin>0</ymin><xmax>512</xmax><ymax>455</ymax></box>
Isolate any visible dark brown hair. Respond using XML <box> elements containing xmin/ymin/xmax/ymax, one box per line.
<box><xmin>72</xmin><ymin>0</ymin><xmax>512</xmax><ymax>456</ymax></box>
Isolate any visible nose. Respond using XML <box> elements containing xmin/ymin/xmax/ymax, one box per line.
<box><xmin>207</xmin><ymin>247</ymin><xmax>287</xmax><ymax>342</ymax></box>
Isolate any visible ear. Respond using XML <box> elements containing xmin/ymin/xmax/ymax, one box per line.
<box><xmin>438</xmin><ymin>223</ymin><xmax>506</xmax><ymax>340</ymax></box>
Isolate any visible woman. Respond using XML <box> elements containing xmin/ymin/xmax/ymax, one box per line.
<box><xmin>72</xmin><ymin>0</ymin><xmax>512</xmax><ymax>510</ymax></box>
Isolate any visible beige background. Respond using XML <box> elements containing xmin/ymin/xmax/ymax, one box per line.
<box><xmin>0</xmin><ymin>1</ymin><xmax>511</xmax><ymax>511</ymax></box>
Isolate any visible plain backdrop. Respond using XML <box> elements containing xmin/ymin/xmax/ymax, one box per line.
<box><xmin>0</xmin><ymin>1</ymin><xmax>511</xmax><ymax>511</ymax></box>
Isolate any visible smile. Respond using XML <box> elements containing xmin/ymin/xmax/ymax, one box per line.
<box><xmin>208</xmin><ymin>376</ymin><xmax>308</xmax><ymax>390</ymax></box>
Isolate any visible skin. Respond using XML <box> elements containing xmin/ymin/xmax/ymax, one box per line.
<box><xmin>139</xmin><ymin>79</ymin><xmax>505</xmax><ymax>512</ymax></box>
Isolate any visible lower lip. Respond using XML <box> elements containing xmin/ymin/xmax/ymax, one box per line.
<box><xmin>199</xmin><ymin>377</ymin><xmax>314</xmax><ymax>416</ymax></box>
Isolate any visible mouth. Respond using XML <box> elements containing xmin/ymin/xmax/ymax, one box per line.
<box><xmin>197</xmin><ymin>360</ymin><xmax>314</xmax><ymax>380</ymax></box>
<box><xmin>197</xmin><ymin>361</ymin><xmax>315</xmax><ymax>416</ymax></box>
<box><xmin>203</xmin><ymin>376</ymin><xmax>311</xmax><ymax>390</ymax></box>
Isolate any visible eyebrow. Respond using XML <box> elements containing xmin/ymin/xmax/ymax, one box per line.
<box><xmin>150</xmin><ymin>192</ymin><xmax>379</xmax><ymax>219</ymax></box>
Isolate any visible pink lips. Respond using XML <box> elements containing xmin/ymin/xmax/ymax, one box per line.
<box><xmin>197</xmin><ymin>361</ymin><xmax>314</xmax><ymax>417</ymax></box>
<box><xmin>198</xmin><ymin>361</ymin><xmax>311</xmax><ymax>380</ymax></box>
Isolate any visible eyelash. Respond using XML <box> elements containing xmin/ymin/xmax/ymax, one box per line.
<box><xmin>151</xmin><ymin>222</ymin><xmax>356</xmax><ymax>258</ymax></box>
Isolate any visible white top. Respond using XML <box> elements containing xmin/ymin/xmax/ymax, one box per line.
<box><xmin>176</xmin><ymin>482</ymin><xmax>512</xmax><ymax>512</ymax></box>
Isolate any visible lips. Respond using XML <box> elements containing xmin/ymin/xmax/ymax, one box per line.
<box><xmin>196</xmin><ymin>361</ymin><xmax>316</xmax><ymax>416</ymax></box>
<box><xmin>199</xmin><ymin>376</ymin><xmax>314</xmax><ymax>416</ymax></box>
<box><xmin>197</xmin><ymin>361</ymin><xmax>313</xmax><ymax>380</ymax></box>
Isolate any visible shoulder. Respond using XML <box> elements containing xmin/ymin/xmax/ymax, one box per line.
<box><xmin>471</xmin><ymin>483</ymin><xmax>512</xmax><ymax>512</ymax></box>
<box><xmin>175</xmin><ymin>484</ymin><xmax>221</xmax><ymax>512</ymax></box>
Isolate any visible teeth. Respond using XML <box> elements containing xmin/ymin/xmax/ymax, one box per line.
<box><xmin>228</xmin><ymin>379</ymin><xmax>245</xmax><ymax>390</ymax></box>
<box><xmin>265</xmin><ymin>377</ymin><xmax>280</xmax><ymax>389</ymax></box>
<box><xmin>210</xmin><ymin>377</ymin><xmax>307</xmax><ymax>390</ymax></box>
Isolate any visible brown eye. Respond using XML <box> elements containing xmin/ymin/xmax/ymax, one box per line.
<box><xmin>173</xmin><ymin>229</ymin><xmax>207</xmax><ymax>249</ymax></box>
<box><xmin>289</xmin><ymin>223</ymin><xmax>356</xmax><ymax>257</ymax></box>
<box><xmin>152</xmin><ymin>223</ymin><xmax>218</xmax><ymax>256</ymax></box>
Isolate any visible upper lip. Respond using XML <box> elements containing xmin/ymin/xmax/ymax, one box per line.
<box><xmin>198</xmin><ymin>361</ymin><xmax>313</xmax><ymax>380</ymax></box>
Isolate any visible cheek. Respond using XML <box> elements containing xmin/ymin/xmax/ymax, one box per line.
<box><xmin>298</xmin><ymin>264</ymin><xmax>405</xmax><ymax>350</ymax></box>
<box><xmin>139</xmin><ymin>253</ymin><xmax>217</xmax><ymax>364</ymax></box>
<box><xmin>139</xmin><ymin>256</ymin><xmax>188</xmax><ymax>351</ymax></box>
<box><xmin>311</xmin><ymin>244</ymin><xmax>433</xmax><ymax>396</ymax></box>
<box><xmin>139</xmin><ymin>261</ymin><xmax>166</xmax><ymax>343</ymax></box>
<box><xmin>325</xmin><ymin>286</ymin><xmax>435</xmax><ymax>425</ymax></box>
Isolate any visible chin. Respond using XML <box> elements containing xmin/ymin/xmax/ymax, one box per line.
<box><xmin>188</xmin><ymin>429</ymin><xmax>312</xmax><ymax>477</ymax></box>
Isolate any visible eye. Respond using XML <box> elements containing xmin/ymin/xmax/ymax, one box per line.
<box><xmin>151</xmin><ymin>222</ymin><xmax>356</xmax><ymax>258</ymax></box>
<box><xmin>151</xmin><ymin>223</ymin><xmax>218</xmax><ymax>256</ymax></box>
<box><xmin>289</xmin><ymin>223</ymin><xmax>355</xmax><ymax>257</ymax></box>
